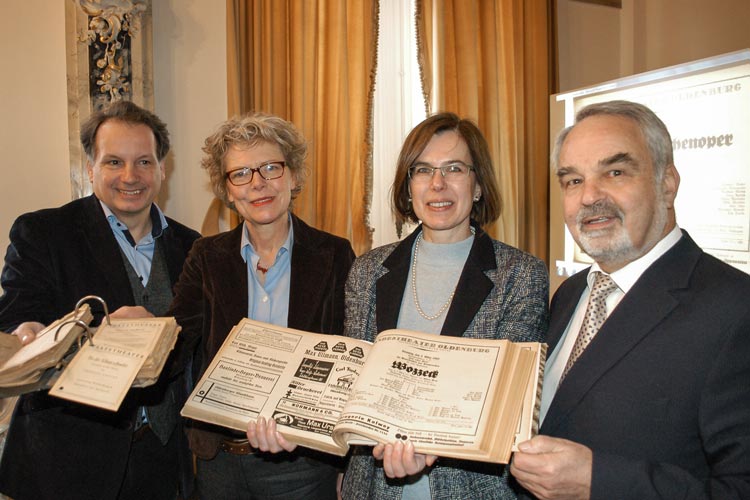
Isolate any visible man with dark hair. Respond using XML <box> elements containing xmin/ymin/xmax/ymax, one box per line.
<box><xmin>0</xmin><ymin>100</ymin><xmax>200</xmax><ymax>500</ymax></box>
<box><xmin>511</xmin><ymin>100</ymin><xmax>750</xmax><ymax>499</ymax></box>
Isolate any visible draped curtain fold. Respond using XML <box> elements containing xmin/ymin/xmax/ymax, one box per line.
<box><xmin>417</xmin><ymin>0</ymin><xmax>556</xmax><ymax>261</ymax></box>
<box><xmin>223</xmin><ymin>0</ymin><xmax>377</xmax><ymax>255</ymax></box>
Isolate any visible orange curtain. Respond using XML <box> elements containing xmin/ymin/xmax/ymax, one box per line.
<box><xmin>417</xmin><ymin>0</ymin><xmax>556</xmax><ymax>262</ymax></box>
<box><xmin>224</xmin><ymin>0</ymin><xmax>378</xmax><ymax>255</ymax></box>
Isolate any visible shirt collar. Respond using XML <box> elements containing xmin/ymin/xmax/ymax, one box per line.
<box><xmin>589</xmin><ymin>225</ymin><xmax>683</xmax><ymax>293</ymax></box>
<box><xmin>100</xmin><ymin>199</ymin><xmax>168</xmax><ymax>245</ymax></box>
<box><xmin>240</xmin><ymin>214</ymin><xmax>294</xmax><ymax>263</ymax></box>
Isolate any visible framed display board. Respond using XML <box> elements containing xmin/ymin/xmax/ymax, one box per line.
<box><xmin>549</xmin><ymin>49</ymin><xmax>750</xmax><ymax>290</ymax></box>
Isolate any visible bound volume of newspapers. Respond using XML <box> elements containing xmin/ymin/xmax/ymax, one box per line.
<box><xmin>0</xmin><ymin>296</ymin><xmax>180</xmax><ymax>411</ymax></box>
<box><xmin>182</xmin><ymin>318</ymin><xmax>546</xmax><ymax>464</ymax></box>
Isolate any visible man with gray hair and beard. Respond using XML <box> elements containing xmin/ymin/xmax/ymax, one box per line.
<box><xmin>511</xmin><ymin>100</ymin><xmax>750</xmax><ymax>499</ymax></box>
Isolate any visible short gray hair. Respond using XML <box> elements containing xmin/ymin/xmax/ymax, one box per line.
<box><xmin>551</xmin><ymin>100</ymin><xmax>673</xmax><ymax>181</ymax></box>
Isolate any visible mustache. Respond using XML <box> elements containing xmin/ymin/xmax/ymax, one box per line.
<box><xmin>576</xmin><ymin>201</ymin><xmax>624</xmax><ymax>226</ymax></box>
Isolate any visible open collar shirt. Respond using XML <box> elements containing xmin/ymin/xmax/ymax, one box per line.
<box><xmin>240</xmin><ymin>216</ymin><xmax>293</xmax><ymax>327</ymax></box>
<box><xmin>101</xmin><ymin>200</ymin><xmax>168</xmax><ymax>287</ymax></box>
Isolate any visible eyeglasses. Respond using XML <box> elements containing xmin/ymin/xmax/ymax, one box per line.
<box><xmin>225</xmin><ymin>161</ymin><xmax>286</xmax><ymax>186</ymax></box>
<box><xmin>408</xmin><ymin>162</ymin><xmax>473</xmax><ymax>182</ymax></box>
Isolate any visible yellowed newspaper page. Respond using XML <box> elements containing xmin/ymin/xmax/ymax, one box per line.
<box><xmin>181</xmin><ymin>319</ymin><xmax>372</xmax><ymax>455</ymax></box>
<box><xmin>333</xmin><ymin>331</ymin><xmax>513</xmax><ymax>460</ymax></box>
<box><xmin>0</xmin><ymin>335</ymin><xmax>22</xmax><ymax>368</ymax></box>
<box><xmin>47</xmin><ymin>319</ymin><xmax>164</xmax><ymax>411</ymax></box>
<box><xmin>0</xmin><ymin>321</ymin><xmax>83</xmax><ymax>378</ymax></box>
<box><xmin>0</xmin><ymin>305</ymin><xmax>93</xmax><ymax>387</ymax></box>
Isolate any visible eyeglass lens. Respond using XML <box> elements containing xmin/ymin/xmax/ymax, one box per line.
<box><xmin>409</xmin><ymin>163</ymin><xmax>471</xmax><ymax>180</ymax></box>
<box><xmin>227</xmin><ymin>162</ymin><xmax>285</xmax><ymax>185</ymax></box>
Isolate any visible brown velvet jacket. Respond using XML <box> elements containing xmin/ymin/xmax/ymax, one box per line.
<box><xmin>168</xmin><ymin>214</ymin><xmax>355</xmax><ymax>459</ymax></box>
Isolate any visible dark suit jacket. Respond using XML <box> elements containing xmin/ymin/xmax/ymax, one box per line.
<box><xmin>168</xmin><ymin>213</ymin><xmax>355</xmax><ymax>459</ymax></box>
<box><xmin>540</xmin><ymin>231</ymin><xmax>750</xmax><ymax>499</ymax></box>
<box><xmin>0</xmin><ymin>194</ymin><xmax>200</xmax><ymax>500</ymax></box>
<box><xmin>341</xmin><ymin>223</ymin><xmax>549</xmax><ymax>500</ymax></box>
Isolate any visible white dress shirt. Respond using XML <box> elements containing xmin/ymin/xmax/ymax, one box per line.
<box><xmin>540</xmin><ymin>225</ymin><xmax>683</xmax><ymax>423</ymax></box>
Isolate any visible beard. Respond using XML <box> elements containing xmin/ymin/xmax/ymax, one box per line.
<box><xmin>574</xmin><ymin>197</ymin><xmax>668</xmax><ymax>265</ymax></box>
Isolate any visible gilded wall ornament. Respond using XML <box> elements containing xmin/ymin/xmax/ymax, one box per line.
<box><xmin>66</xmin><ymin>0</ymin><xmax>154</xmax><ymax>199</ymax></box>
<box><xmin>77</xmin><ymin>0</ymin><xmax>147</xmax><ymax>103</ymax></box>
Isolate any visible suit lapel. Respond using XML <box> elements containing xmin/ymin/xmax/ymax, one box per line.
<box><xmin>543</xmin><ymin>232</ymin><xmax>701</xmax><ymax>434</ymax></box>
<box><xmin>441</xmin><ymin>227</ymin><xmax>495</xmax><ymax>337</ymax></box>
<box><xmin>374</xmin><ymin>224</ymin><xmax>495</xmax><ymax>337</ymax></box>
<box><xmin>79</xmin><ymin>195</ymin><xmax>134</xmax><ymax>306</ymax></box>
<box><xmin>287</xmin><ymin>215</ymin><xmax>334</xmax><ymax>332</ymax></box>
<box><xmin>210</xmin><ymin>225</ymin><xmax>248</xmax><ymax>327</ymax></box>
<box><xmin>376</xmin><ymin>229</ymin><xmax>416</xmax><ymax>332</ymax></box>
<box><xmin>546</xmin><ymin>271</ymin><xmax>589</xmax><ymax>352</ymax></box>
<box><xmin>159</xmin><ymin>220</ymin><xmax>187</xmax><ymax>286</ymax></box>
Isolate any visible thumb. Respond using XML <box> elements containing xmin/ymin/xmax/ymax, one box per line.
<box><xmin>516</xmin><ymin>435</ymin><xmax>549</xmax><ymax>454</ymax></box>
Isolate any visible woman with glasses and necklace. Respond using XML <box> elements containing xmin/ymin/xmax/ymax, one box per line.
<box><xmin>168</xmin><ymin>112</ymin><xmax>355</xmax><ymax>500</ymax></box>
<box><xmin>339</xmin><ymin>112</ymin><xmax>549</xmax><ymax>499</ymax></box>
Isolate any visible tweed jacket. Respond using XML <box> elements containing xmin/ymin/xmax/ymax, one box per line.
<box><xmin>341</xmin><ymin>223</ymin><xmax>549</xmax><ymax>500</ymax></box>
<box><xmin>0</xmin><ymin>194</ymin><xmax>200</xmax><ymax>500</ymax></box>
<box><xmin>531</xmin><ymin>231</ymin><xmax>750</xmax><ymax>499</ymax></box>
<box><xmin>168</xmin><ymin>213</ymin><xmax>355</xmax><ymax>459</ymax></box>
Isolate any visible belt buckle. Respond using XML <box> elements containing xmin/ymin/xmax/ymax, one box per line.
<box><xmin>220</xmin><ymin>438</ymin><xmax>253</xmax><ymax>455</ymax></box>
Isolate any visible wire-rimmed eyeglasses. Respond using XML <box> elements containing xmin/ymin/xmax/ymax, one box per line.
<box><xmin>225</xmin><ymin>161</ymin><xmax>286</xmax><ymax>186</ymax></box>
<box><xmin>408</xmin><ymin>162</ymin><xmax>473</xmax><ymax>182</ymax></box>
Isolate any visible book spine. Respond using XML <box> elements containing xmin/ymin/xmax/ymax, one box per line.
<box><xmin>532</xmin><ymin>343</ymin><xmax>548</xmax><ymax>435</ymax></box>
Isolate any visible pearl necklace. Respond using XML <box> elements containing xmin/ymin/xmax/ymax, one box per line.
<box><xmin>411</xmin><ymin>233</ymin><xmax>452</xmax><ymax>320</ymax></box>
<box><xmin>411</xmin><ymin>228</ymin><xmax>476</xmax><ymax>321</ymax></box>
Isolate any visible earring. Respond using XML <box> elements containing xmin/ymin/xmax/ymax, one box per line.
<box><xmin>473</xmin><ymin>195</ymin><xmax>480</xmax><ymax>202</ymax></box>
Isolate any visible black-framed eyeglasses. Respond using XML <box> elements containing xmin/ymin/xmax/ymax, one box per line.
<box><xmin>408</xmin><ymin>162</ymin><xmax>473</xmax><ymax>182</ymax></box>
<box><xmin>225</xmin><ymin>161</ymin><xmax>286</xmax><ymax>186</ymax></box>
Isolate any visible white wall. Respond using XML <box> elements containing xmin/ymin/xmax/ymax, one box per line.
<box><xmin>152</xmin><ymin>0</ymin><xmax>227</xmax><ymax>233</ymax></box>
<box><xmin>0</xmin><ymin>0</ymin><xmax>70</xmax><ymax>254</ymax></box>
<box><xmin>557</xmin><ymin>1</ymin><xmax>621</xmax><ymax>92</ymax></box>
<box><xmin>631</xmin><ymin>0</ymin><xmax>750</xmax><ymax>74</ymax></box>
<box><xmin>557</xmin><ymin>0</ymin><xmax>750</xmax><ymax>93</ymax></box>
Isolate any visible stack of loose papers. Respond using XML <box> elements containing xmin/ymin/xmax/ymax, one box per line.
<box><xmin>49</xmin><ymin>317</ymin><xmax>180</xmax><ymax>411</ymax></box>
<box><xmin>0</xmin><ymin>305</ymin><xmax>94</xmax><ymax>394</ymax></box>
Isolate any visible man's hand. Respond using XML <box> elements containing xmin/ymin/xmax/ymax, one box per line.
<box><xmin>110</xmin><ymin>306</ymin><xmax>153</xmax><ymax>319</ymax></box>
<box><xmin>246</xmin><ymin>416</ymin><xmax>297</xmax><ymax>453</ymax></box>
<box><xmin>510</xmin><ymin>435</ymin><xmax>593</xmax><ymax>500</ymax></box>
<box><xmin>11</xmin><ymin>322</ymin><xmax>45</xmax><ymax>345</ymax></box>
<box><xmin>372</xmin><ymin>441</ymin><xmax>437</xmax><ymax>479</ymax></box>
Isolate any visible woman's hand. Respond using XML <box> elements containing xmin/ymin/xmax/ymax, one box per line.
<box><xmin>246</xmin><ymin>416</ymin><xmax>297</xmax><ymax>453</ymax></box>
<box><xmin>373</xmin><ymin>441</ymin><xmax>437</xmax><ymax>478</ymax></box>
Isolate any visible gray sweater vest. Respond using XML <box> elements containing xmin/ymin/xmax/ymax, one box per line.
<box><xmin>118</xmin><ymin>240</ymin><xmax>177</xmax><ymax>443</ymax></box>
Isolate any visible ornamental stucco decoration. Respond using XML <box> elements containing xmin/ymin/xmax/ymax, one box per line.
<box><xmin>77</xmin><ymin>0</ymin><xmax>147</xmax><ymax>102</ymax></box>
<box><xmin>66</xmin><ymin>0</ymin><xmax>153</xmax><ymax>199</ymax></box>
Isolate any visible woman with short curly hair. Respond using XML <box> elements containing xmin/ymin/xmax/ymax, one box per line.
<box><xmin>169</xmin><ymin>112</ymin><xmax>355</xmax><ymax>500</ymax></box>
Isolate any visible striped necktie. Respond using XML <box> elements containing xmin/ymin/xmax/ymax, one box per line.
<box><xmin>561</xmin><ymin>271</ymin><xmax>618</xmax><ymax>380</ymax></box>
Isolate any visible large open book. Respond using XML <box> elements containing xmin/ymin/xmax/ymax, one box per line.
<box><xmin>181</xmin><ymin>318</ymin><xmax>546</xmax><ymax>464</ymax></box>
<box><xmin>0</xmin><ymin>296</ymin><xmax>181</xmax><ymax>411</ymax></box>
